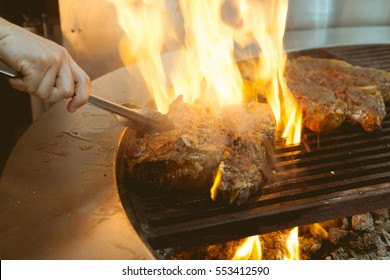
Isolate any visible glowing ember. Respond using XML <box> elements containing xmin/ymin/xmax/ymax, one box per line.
<box><xmin>284</xmin><ymin>227</ymin><xmax>300</xmax><ymax>260</ymax></box>
<box><xmin>232</xmin><ymin>235</ymin><xmax>262</xmax><ymax>260</ymax></box>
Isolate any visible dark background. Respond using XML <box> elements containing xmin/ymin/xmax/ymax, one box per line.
<box><xmin>0</xmin><ymin>0</ymin><xmax>60</xmax><ymax>173</ymax></box>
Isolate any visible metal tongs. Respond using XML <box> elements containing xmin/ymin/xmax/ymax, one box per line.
<box><xmin>0</xmin><ymin>60</ymin><xmax>173</xmax><ymax>132</ymax></box>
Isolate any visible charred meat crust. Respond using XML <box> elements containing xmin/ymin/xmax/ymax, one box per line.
<box><xmin>125</xmin><ymin>99</ymin><xmax>275</xmax><ymax>205</ymax></box>
<box><xmin>239</xmin><ymin>56</ymin><xmax>389</xmax><ymax>132</ymax></box>
<box><xmin>289</xmin><ymin>57</ymin><xmax>387</xmax><ymax>132</ymax></box>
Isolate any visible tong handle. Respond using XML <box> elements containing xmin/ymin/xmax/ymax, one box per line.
<box><xmin>87</xmin><ymin>95</ymin><xmax>160</xmax><ymax>128</ymax></box>
<box><xmin>0</xmin><ymin>60</ymin><xmax>19</xmax><ymax>78</ymax></box>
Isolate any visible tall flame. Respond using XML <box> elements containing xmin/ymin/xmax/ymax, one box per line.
<box><xmin>109</xmin><ymin>0</ymin><xmax>175</xmax><ymax>113</ymax></box>
<box><xmin>284</xmin><ymin>227</ymin><xmax>300</xmax><ymax>260</ymax></box>
<box><xmin>177</xmin><ymin>0</ymin><xmax>243</xmax><ymax>107</ymax></box>
<box><xmin>111</xmin><ymin>0</ymin><xmax>302</xmax><ymax>142</ymax></box>
<box><xmin>236</xmin><ymin>0</ymin><xmax>302</xmax><ymax>144</ymax></box>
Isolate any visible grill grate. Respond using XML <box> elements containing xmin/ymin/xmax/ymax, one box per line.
<box><xmin>116</xmin><ymin>45</ymin><xmax>390</xmax><ymax>259</ymax></box>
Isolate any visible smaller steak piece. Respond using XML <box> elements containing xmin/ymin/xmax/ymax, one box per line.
<box><xmin>290</xmin><ymin>57</ymin><xmax>387</xmax><ymax>131</ymax></box>
<box><xmin>125</xmin><ymin>97</ymin><xmax>231</xmax><ymax>190</ymax></box>
<box><xmin>238</xmin><ymin>58</ymin><xmax>348</xmax><ymax>132</ymax></box>
<box><xmin>285</xmin><ymin>61</ymin><xmax>347</xmax><ymax>132</ymax></box>
<box><xmin>217</xmin><ymin>103</ymin><xmax>275</xmax><ymax>205</ymax></box>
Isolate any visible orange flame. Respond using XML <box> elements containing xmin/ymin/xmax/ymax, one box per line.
<box><xmin>177</xmin><ymin>0</ymin><xmax>243</xmax><ymax>108</ymax></box>
<box><xmin>111</xmin><ymin>0</ymin><xmax>301</xmax><ymax>143</ymax></box>
<box><xmin>232</xmin><ymin>235</ymin><xmax>262</xmax><ymax>260</ymax></box>
<box><xmin>309</xmin><ymin>223</ymin><xmax>329</xmax><ymax>239</ymax></box>
<box><xmin>210</xmin><ymin>162</ymin><xmax>224</xmax><ymax>201</ymax></box>
<box><xmin>109</xmin><ymin>0</ymin><xmax>175</xmax><ymax>113</ymax></box>
<box><xmin>236</xmin><ymin>0</ymin><xmax>302</xmax><ymax>144</ymax></box>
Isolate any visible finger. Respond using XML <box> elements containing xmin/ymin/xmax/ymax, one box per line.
<box><xmin>33</xmin><ymin>64</ymin><xmax>59</xmax><ymax>101</ymax></box>
<box><xmin>7</xmin><ymin>68</ymin><xmax>46</xmax><ymax>95</ymax></box>
<box><xmin>46</xmin><ymin>60</ymin><xmax>74</xmax><ymax>103</ymax></box>
<box><xmin>67</xmin><ymin>59</ymin><xmax>90</xmax><ymax>113</ymax></box>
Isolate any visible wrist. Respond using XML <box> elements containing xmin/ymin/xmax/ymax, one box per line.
<box><xmin>0</xmin><ymin>17</ymin><xmax>22</xmax><ymax>40</ymax></box>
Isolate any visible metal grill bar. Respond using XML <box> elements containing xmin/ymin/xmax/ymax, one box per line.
<box><xmin>117</xmin><ymin>46</ymin><xmax>390</xmax><ymax>258</ymax></box>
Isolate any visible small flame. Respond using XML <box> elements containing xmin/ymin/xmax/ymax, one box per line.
<box><xmin>210</xmin><ymin>162</ymin><xmax>224</xmax><ymax>201</ymax></box>
<box><xmin>232</xmin><ymin>235</ymin><xmax>262</xmax><ymax>260</ymax></box>
<box><xmin>309</xmin><ymin>223</ymin><xmax>329</xmax><ymax>239</ymax></box>
<box><xmin>284</xmin><ymin>227</ymin><xmax>299</xmax><ymax>260</ymax></box>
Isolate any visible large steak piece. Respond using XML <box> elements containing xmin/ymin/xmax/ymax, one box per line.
<box><xmin>125</xmin><ymin>97</ymin><xmax>275</xmax><ymax>204</ymax></box>
<box><xmin>125</xmin><ymin>97</ymin><xmax>231</xmax><ymax>191</ymax></box>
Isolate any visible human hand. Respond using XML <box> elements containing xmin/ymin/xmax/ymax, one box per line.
<box><xmin>0</xmin><ymin>18</ymin><xmax>90</xmax><ymax>112</ymax></box>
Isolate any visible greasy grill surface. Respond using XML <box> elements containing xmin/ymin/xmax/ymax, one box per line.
<box><xmin>116</xmin><ymin>46</ymin><xmax>390</xmax><ymax>258</ymax></box>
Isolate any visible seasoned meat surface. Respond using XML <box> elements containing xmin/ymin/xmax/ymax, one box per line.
<box><xmin>285</xmin><ymin>61</ymin><xmax>347</xmax><ymax>131</ymax></box>
<box><xmin>219</xmin><ymin>103</ymin><xmax>275</xmax><ymax>205</ymax></box>
<box><xmin>289</xmin><ymin>57</ymin><xmax>387</xmax><ymax>131</ymax></box>
<box><xmin>125</xmin><ymin>98</ymin><xmax>275</xmax><ymax>205</ymax></box>
<box><xmin>239</xmin><ymin>56</ymin><xmax>389</xmax><ymax>132</ymax></box>
<box><xmin>125</xmin><ymin>97</ymin><xmax>231</xmax><ymax>190</ymax></box>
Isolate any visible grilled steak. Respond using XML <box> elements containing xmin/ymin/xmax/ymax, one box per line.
<box><xmin>239</xmin><ymin>56</ymin><xmax>389</xmax><ymax>132</ymax></box>
<box><xmin>218</xmin><ymin>103</ymin><xmax>275</xmax><ymax>205</ymax></box>
<box><xmin>125</xmin><ymin>96</ymin><xmax>231</xmax><ymax>191</ymax></box>
<box><xmin>285</xmin><ymin>61</ymin><xmax>348</xmax><ymax>131</ymax></box>
<box><xmin>288</xmin><ymin>57</ymin><xmax>388</xmax><ymax>131</ymax></box>
<box><xmin>125</xmin><ymin>98</ymin><xmax>275</xmax><ymax>204</ymax></box>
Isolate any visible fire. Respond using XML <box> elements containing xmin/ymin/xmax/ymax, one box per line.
<box><xmin>236</xmin><ymin>0</ymin><xmax>302</xmax><ymax>144</ymax></box>
<box><xmin>233</xmin><ymin>235</ymin><xmax>262</xmax><ymax>260</ymax></box>
<box><xmin>284</xmin><ymin>227</ymin><xmax>300</xmax><ymax>260</ymax></box>
<box><xmin>177</xmin><ymin>0</ymin><xmax>243</xmax><ymax>107</ymax></box>
<box><xmin>210</xmin><ymin>162</ymin><xmax>224</xmax><ymax>201</ymax></box>
<box><xmin>109</xmin><ymin>0</ymin><xmax>175</xmax><ymax>114</ymax></box>
<box><xmin>232</xmin><ymin>227</ymin><xmax>301</xmax><ymax>260</ymax></box>
<box><xmin>111</xmin><ymin>0</ymin><xmax>302</xmax><ymax>203</ymax></box>
<box><xmin>110</xmin><ymin>0</ymin><xmax>301</xmax><ymax>143</ymax></box>
<box><xmin>308</xmin><ymin>223</ymin><xmax>329</xmax><ymax>239</ymax></box>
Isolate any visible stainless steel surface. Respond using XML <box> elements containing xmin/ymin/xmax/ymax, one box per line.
<box><xmin>235</xmin><ymin>27</ymin><xmax>390</xmax><ymax>60</ymax></box>
<box><xmin>287</xmin><ymin>0</ymin><xmax>390</xmax><ymax>30</ymax></box>
<box><xmin>88</xmin><ymin>95</ymin><xmax>173</xmax><ymax>132</ymax></box>
<box><xmin>284</xmin><ymin>26</ymin><xmax>390</xmax><ymax>52</ymax></box>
